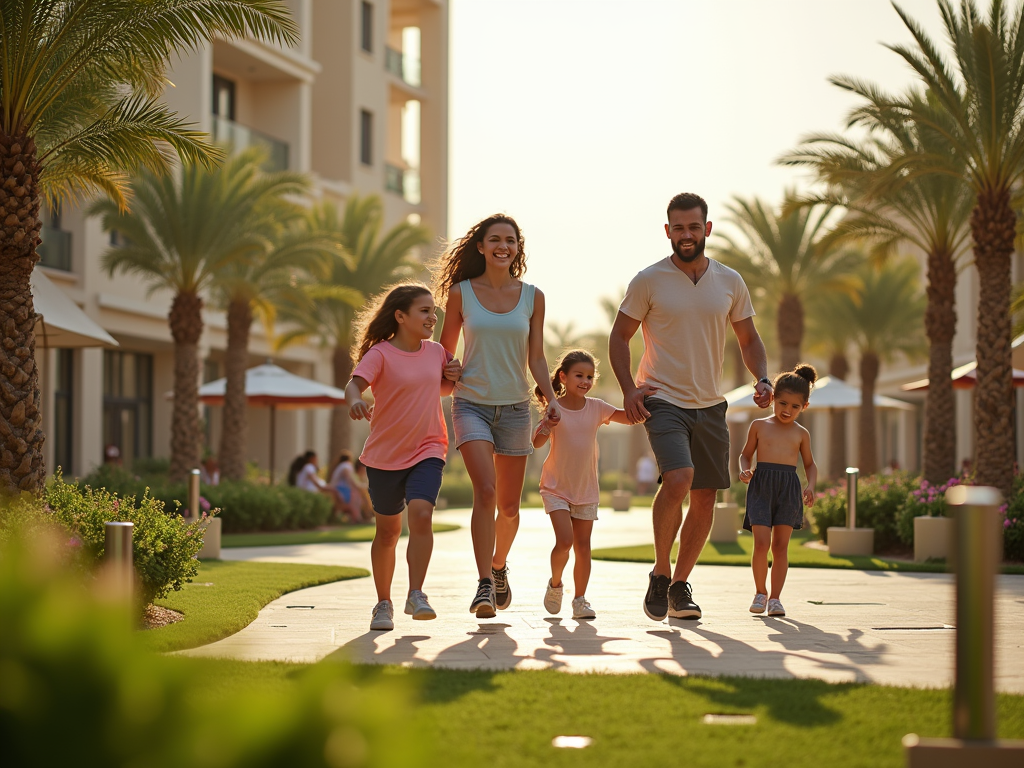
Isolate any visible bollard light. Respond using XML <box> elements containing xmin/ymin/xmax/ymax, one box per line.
<box><xmin>104</xmin><ymin>521</ymin><xmax>134</xmax><ymax>600</ymax></box>
<box><xmin>188</xmin><ymin>468</ymin><xmax>200</xmax><ymax>519</ymax></box>
<box><xmin>846</xmin><ymin>467</ymin><xmax>859</xmax><ymax>529</ymax></box>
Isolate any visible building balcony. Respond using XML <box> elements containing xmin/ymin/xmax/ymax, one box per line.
<box><xmin>38</xmin><ymin>224</ymin><xmax>72</xmax><ymax>271</ymax></box>
<box><xmin>212</xmin><ymin>115</ymin><xmax>290</xmax><ymax>172</ymax></box>
<box><xmin>384</xmin><ymin>163</ymin><xmax>421</xmax><ymax>205</ymax></box>
<box><xmin>384</xmin><ymin>46</ymin><xmax>421</xmax><ymax>88</ymax></box>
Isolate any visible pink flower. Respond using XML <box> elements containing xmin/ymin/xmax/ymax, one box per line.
<box><xmin>66</xmin><ymin>536</ymin><xmax>82</xmax><ymax>548</ymax></box>
<box><xmin>1005</xmin><ymin>519</ymin><xmax>1013</xmax><ymax>529</ymax></box>
<box><xmin>199</xmin><ymin>496</ymin><xmax>211</xmax><ymax>512</ymax></box>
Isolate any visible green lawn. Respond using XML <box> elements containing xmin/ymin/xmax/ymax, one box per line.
<box><xmin>144</xmin><ymin>560</ymin><xmax>367</xmax><ymax>652</ymax></box>
<box><xmin>593</xmin><ymin>528</ymin><xmax>1024</xmax><ymax>574</ymax></box>
<box><xmin>222</xmin><ymin>522</ymin><xmax>460</xmax><ymax>548</ymax></box>
<box><xmin>171</xmin><ymin>659</ymin><xmax>1024</xmax><ymax>768</ymax></box>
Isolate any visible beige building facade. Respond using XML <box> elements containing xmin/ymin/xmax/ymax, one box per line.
<box><xmin>36</xmin><ymin>0</ymin><xmax>448</xmax><ymax>479</ymax></box>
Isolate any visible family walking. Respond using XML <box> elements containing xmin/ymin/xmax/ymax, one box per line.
<box><xmin>346</xmin><ymin>192</ymin><xmax>817</xmax><ymax>631</ymax></box>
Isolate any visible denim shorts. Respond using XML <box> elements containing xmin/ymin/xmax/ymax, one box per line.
<box><xmin>451</xmin><ymin>397</ymin><xmax>534</xmax><ymax>456</ymax></box>
<box><xmin>365</xmin><ymin>457</ymin><xmax>445</xmax><ymax>516</ymax></box>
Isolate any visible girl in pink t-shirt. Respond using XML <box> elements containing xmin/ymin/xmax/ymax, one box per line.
<box><xmin>345</xmin><ymin>283</ymin><xmax>462</xmax><ymax>632</ymax></box>
<box><xmin>533</xmin><ymin>350</ymin><xmax>640</xmax><ymax>619</ymax></box>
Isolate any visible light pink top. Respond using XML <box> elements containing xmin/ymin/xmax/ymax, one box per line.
<box><xmin>539</xmin><ymin>398</ymin><xmax>618</xmax><ymax>505</ymax></box>
<box><xmin>352</xmin><ymin>340</ymin><xmax>452</xmax><ymax>471</ymax></box>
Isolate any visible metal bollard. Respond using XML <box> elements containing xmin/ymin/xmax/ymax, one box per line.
<box><xmin>188</xmin><ymin>468</ymin><xmax>200</xmax><ymax>519</ymax></box>
<box><xmin>846</xmin><ymin>467</ymin><xmax>859</xmax><ymax>528</ymax></box>
<box><xmin>104</xmin><ymin>521</ymin><xmax>134</xmax><ymax>600</ymax></box>
<box><xmin>946</xmin><ymin>485</ymin><xmax>1001</xmax><ymax>741</ymax></box>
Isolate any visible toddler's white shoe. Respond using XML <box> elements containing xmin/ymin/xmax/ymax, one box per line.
<box><xmin>544</xmin><ymin>579</ymin><xmax>564</xmax><ymax>614</ymax></box>
<box><xmin>767</xmin><ymin>598</ymin><xmax>786</xmax><ymax>617</ymax></box>
<box><xmin>572</xmin><ymin>596</ymin><xmax>596</xmax><ymax>619</ymax></box>
<box><xmin>749</xmin><ymin>593</ymin><xmax>768</xmax><ymax>614</ymax></box>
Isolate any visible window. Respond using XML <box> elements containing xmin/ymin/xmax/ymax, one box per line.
<box><xmin>212</xmin><ymin>74</ymin><xmax>236</xmax><ymax>120</ymax></box>
<box><xmin>52</xmin><ymin>349</ymin><xmax>74</xmax><ymax>474</ymax></box>
<box><xmin>361</xmin><ymin>2</ymin><xmax>373</xmax><ymax>53</ymax></box>
<box><xmin>103</xmin><ymin>351</ymin><xmax>153</xmax><ymax>463</ymax></box>
<box><xmin>360</xmin><ymin>109</ymin><xmax>373</xmax><ymax>166</ymax></box>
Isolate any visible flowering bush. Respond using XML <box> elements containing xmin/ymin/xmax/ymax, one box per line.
<box><xmin>808</xmin><ymin>472</ymin><xmax>917</xmax><ymax>550</ymax></box>
<box><xmin>1002</xmin><ymin>474</ymin><xmax>1024</xmax><ymax>562</ymax></box>
<box><xmin>895</xmin><ymin>477</ymin><xmax>962</xmax><ymax>545</ymax></box>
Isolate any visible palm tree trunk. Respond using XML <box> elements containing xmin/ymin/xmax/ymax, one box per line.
<box><xmin>828</xmin><ymin>352</ymin><xmax>849</xmax><ymax>479</ymax></box>
<box><xmin>169</xmin><ymin>292</ymin><xmax>204</xmax><ymax>482</ymax></box>
<box><xmin>776</xmin><ymin>292</ymin><xmax>804</xmax><ymax>373</ymax></box>
<box><xmin>329</xmin><ymin>344</ymin><xmax>352</xmax><ymax>462</ymax></box>
<box><xmin>971</xmin><ymin>188</ymin><xmax>1017</xmax><ymax>495</ymax></box>
<box><xmin>922</xmin><ymin>247</ymin><xmax>957</xmax><ymax>485</ymax></box>
<box><xmin>219</xmin><ymin>299</ymin><xmax>252</xmax><ymax>481</ymax></box>
<box><xmin>0</xmin><ymin>132</ymin><xmax>44</xmax><ymax>492</ymax></box>
<box><xmin>858</xmin><ymin>351</ymin><xmax>879</xmax><ymax>476</ymax></box>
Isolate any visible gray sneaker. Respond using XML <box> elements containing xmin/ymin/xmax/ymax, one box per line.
<box><xmin>405</xmin><ymin>590</ymin><xmax>437</xmax><ymax>620</ymax></box>
<box><xmin>370</xmin><ymin>599</ymin><xmax>394</xmax><ymax>631</ymax></box>
<box><xmin>572</xmin><ymin>596</ymin><xmax>596</xmax><ymax>620</ymax></box>
<box><xmin>544</xmin><ymin>579</ymin><xmax>564</xmax><ymax>614</ymax></box>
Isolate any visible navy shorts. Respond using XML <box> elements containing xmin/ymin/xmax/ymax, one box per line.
<box><xmin>364</xmin><ymin>457</ymin><xmax>445</xmax><ymax>516</ymax></box>
<box><xmin>743</xmin><ymin>462</ymin><xmax>804</xmax><ymax>530</ymax></box>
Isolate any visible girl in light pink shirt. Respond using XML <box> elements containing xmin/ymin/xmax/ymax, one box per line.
<box><xmin>533</xmin><ymin>350</ymin><xmax>641</xmax><ymax>619</ymax></box>
<box><xmin>345</xmin><ymin>283</ymin><xmax>462</xmax><ymax>632</ymax></box>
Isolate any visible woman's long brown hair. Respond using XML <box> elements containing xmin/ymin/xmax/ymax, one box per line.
<box><xmin>431</xmin><ymin>214</ymin><xmax>527</xmax><ymax>303</ymax></box>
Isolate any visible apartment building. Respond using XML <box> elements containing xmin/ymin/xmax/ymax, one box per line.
<box><xmin>35</xmin><ymin>0</ymin><xmax>448</xmax><ymax>478</ymax></box>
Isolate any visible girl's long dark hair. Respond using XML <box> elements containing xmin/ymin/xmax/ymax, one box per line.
<box><xmin>432</xmin><ymin>214</ymin><xmax>527</xmax><ymax>303</ymax></box>
<box><xmin>773</xmin><ymin>363</ymin><xmax>818</xmax><ymax>402</ymax></box>
<box><xmin>352</xmin><ymin>283</ymin><xmax>432</xmax><ymax>364</ymax></box>
<box><xmin>287</xmin><ymin>450</ymin><xmax>316</xmax><ymax>486</ymax></box>
<box><xmin>535</xmin><ymin>349</ymin><xmax>597</xmax><ymax>405</ymax></box>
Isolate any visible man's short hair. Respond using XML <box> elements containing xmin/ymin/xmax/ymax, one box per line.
<box><xmin>667</xmin><ymin>192</ymin><xmax>708</xmax><ymax>222</ymax></box>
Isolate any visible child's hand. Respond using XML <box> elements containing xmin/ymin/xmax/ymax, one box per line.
<box><xmin>545</xmin><ymin>400</ymin><xmax>562</xmax><ymax>426</ymax></box>
<box><xmin>349</xmin><ymin>399</ymin><xmax>372</xmax><ymax>421</ymax></box>
<box><xmin>443</xmin><ymin>357</ymin><xmax>463</xmax><ymax>382</ymax></box>
<box><xmin>803</xmin><ymin>486</ymin><xmax>814</xmax><ymax>506</ymax></box>
<box><xmin>739</xmin><ymin>468</ymin><xmax>753</xmax><ymax>484</ymax></box>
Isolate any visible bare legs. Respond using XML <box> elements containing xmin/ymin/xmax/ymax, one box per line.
<box><xmin>370</xmin><ymin>500</ymin><xmax>435</xmax><ymax>602</ymax></box>
<box><xmin>460</xmin><ymin>439</ymin><xmax>527</xmax><ymax>579</ymax></box>
<box><xmin>651</xmin><ymin>467</ymin><xmax>717</xmax><ymax>584</ymax></box>
<box><xmin>371</xmin><ymin>513</ymin><xmax>402</xmax><ymax>602</ymax></box>
<box><xmin>549</xmin><ymin>510</ymin><xmax>594</xmax><ymax>597</ymax></box>
<box><xmin>751</xmin><ymin>524</ymin><xmax>793</xmax><ymax>599</ymax></box>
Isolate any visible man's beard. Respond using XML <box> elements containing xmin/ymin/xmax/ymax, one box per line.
<box><xmin>672</xmin><ymin>237</ymin><xmax>706</xmax><ymax>263</ymax></box>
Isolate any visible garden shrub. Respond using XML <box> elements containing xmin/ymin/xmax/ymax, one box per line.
<box><xmin>1001</xmin><ymin>474</ymin><xmax>1024</xmax><ymax>562</ymax></box>
<box><xmin>808</xmin><ymin>472</ymin><xmax>917</xmax><ymax>550</ymax></box>
<box><xmin>895</xmin><ymin>477</ymin><xmax>961</xmax><ymax>545</ymax></box>
<box><xmin>599</xmin><ymin>471</ymin><xmax>637</xmax><ymax>493</ymax></box>
<box><xmin>439</xmin><ymin>475</ymin><xmax>474</xmax><ymax>507</ymax></box>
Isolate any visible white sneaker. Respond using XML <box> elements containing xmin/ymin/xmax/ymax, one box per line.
<box><xmin>767</xmin><ymin>598</ymin><xmax>786</xmax><ymax>617</ymax></box>
<box><xmin>544</xmin><ymin>579</ymin><xmax>564</xmax><ymax>614</ymax></box>
<box><xmin>572</xmin><ymin>595</ymin><xmax>596</xmax><ymax>619</ymax></box>
<box><xmin>370</xmin><ymin>599</ymin><xmax>394</xmax><ymax>630</ymax></box>
<box><xmin>749</xmin><ymin>593</ymin><xmax>768</xmax><ymax>614</ymax></box>
<box><xmin>405</xmin><ymin>590</ymin><xmax>437</xmax><ymax>620</ymax></box>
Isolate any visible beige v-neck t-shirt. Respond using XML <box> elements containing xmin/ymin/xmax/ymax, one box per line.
<box><xmin>619</xmin><ymin>257</ymin><xmax>754</xmax><ymax>410</ymax></box>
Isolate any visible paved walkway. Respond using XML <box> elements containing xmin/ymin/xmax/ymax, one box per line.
<box><xmin>184</xmin><ymin>507</ymin><xmax>1024</xmax><ymax>691</ymax></box>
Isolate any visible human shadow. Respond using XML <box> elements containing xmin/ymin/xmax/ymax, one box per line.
<box><xmin>429</xmin><ymin>622</ymin><xmax>523</xmax><ymax>672</ymax></box>
<box><xmin>325</xmin><ymin>630</ymin><xmax>432</xmax><ymax>667</ymax></box>
<box><xmin>531</xmin><ymin>618</ymin><xmax>630</xmax><ymax>668</ymax></box>
<box><xmin>758</xmin><ymin>617</ymin><xmax>887</xmax><ymax>666</ymax></box>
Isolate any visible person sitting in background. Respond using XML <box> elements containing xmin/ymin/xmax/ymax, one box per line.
<box><xmin>287</xmin><ymin>451</ymin><xmax>315</xmax><ymax>486</ymax></box>
<box><xmin>291</xmin><ymin>451</ymin><xmax>347</xmax><ymax>518</ymax></box>
<box><xmin>636</xmin><ymin>453</ymin><xmax>657</xmax><ymax>495</ymax></box>
<box><xmin>200</xmin><ymin>455</ymin><xmax>221</xmax><ymax>486</ymax></box>
<box><xmin>329</xmin><ymin>450</ymin><xmax>365</xmax><ymax>523</ymax></box>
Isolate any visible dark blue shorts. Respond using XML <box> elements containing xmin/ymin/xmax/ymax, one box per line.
<box><xmin>364</xmin><ymin>457</ymin><xmax>445</xmax><ymax>516</ymax></box>
<box><xmin>742</xmin><ymin>462</ymin><xmax>804</xmax><ymax>530</ymax></box>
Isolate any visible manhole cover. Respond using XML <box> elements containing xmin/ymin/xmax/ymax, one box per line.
<box><xmin>287</xmin><ymin>605</ymin><xmax>315</xmax><ymax>609</ymax></box>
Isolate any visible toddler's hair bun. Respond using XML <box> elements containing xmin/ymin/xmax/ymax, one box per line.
<box><xmin>793</xmin><ymin>363</ymin><xmax>818</xmax><ymax>385</ymax></box>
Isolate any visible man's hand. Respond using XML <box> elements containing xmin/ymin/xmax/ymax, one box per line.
<box><xmin>739</xmin><ymin>468</ymin><xmax>753</xmax><ymax>484</ymax></box>
<box><xmin>443</xmin><ymin>357</ymin><xmax>463</xmax><ymax>382</ymax></box>
<box><xmin>753</xmin><ymin>380</ymin><xmax>773</xmax><ymax>409</ymax></box>
<box><xmin>803</xmin><ymin>486</ymin><xmax>815</xmax><ymax>506</ymax></box>
<box><xmin>349</xmin><ymin>399</ymin><xmax>372</xmax><ymax>421</ymax></box>
<box><xmin>623</xmin><ymin>383</ymin><xmax>659</xmax><ymax>424</ymax></box>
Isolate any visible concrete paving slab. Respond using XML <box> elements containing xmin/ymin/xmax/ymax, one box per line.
<box><xmin>182</xmin><ymin>507</ymin><xmax>1024</xmax><ymax>691</ymax></box>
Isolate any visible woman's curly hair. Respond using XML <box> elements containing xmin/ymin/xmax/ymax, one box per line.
<box><xmin>431</xmin><ymin>214</ymin><xmax>527</xmax><ymax>303</ymax></box>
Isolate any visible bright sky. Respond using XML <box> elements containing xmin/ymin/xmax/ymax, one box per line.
<box><xmin>448</xmin><ymin>0</ymin><xmax>948</xmax><ymax>334</ymax></box>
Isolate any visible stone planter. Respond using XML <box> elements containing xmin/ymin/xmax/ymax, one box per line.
<box><xmin>709</xmin><ymin>502</ymin><xmax>740</xmax><ymax>543</ymax></box>
<box><xmin>189</xmin><ymin>516</ymin><xmax>221</xmax><ymax>560</ymax></box>
<box><xmin>914</xmin><ymin>515</ymin><xmax>953</xmax><ymax>563</ymax></box>
<box><xmin>827</xmin><ymin>526</ymin><xmax>874</xmax><ymax>556</ymax></box>
<box><xmin>610</xmin><ymin>490</ymin><xmax>632</xmax><ymax>512</ymax></box>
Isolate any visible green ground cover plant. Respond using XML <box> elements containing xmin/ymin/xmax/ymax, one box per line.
<box><xmin>146</xmin><ymin>560</ymin><xmax>367</xmax><ymax>652</ymax></box>
<box><xmin>222</xmin><ymin>522</ymin><xmax>460</xmax><ymax>548</ymax></box>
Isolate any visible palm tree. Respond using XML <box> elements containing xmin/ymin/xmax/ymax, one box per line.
<box><xmin>715</xmin><ymin>193</ymin><xmax>861</xmax><ymax>372</ymax></box>
<box><xmin>784</xmin><ymin>88</ymin><xmax>973</xmax><ymax>485</ymax></box>
<box><xmin>867</xmin><ymin>0</ymin><xmax>1024</xmax><ymax>492</ymax></box>
<box><xmin>93</xmin><ymin>149</ymin><xmax>309</xmax><ymax>481</ymax></box>
<box><xmin>833</xmin><ymin>259</ymin><xmax>926</xmax><ymax>475</ymax></box>
<box><xmin>0</xmin><ymin>0</ymin><xmax>296</xmax><ymax>492</ymax></box>
<box><xmin>277</xmin><ymin>194</ymin><xmax>430</xmax><ymax>458</ymax></box>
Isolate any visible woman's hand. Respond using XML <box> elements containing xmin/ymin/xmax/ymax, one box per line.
<box><xmin>349</xmin><ymin>399</ymin><xmax>372</xmax><ymax>421</ymax></box>
<box><xmin>443</xmin><ymin>357</ymin><xmax>463</xmax><ymax>382</ymax></box>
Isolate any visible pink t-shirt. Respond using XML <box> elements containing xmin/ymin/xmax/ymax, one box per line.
<box><xmin>352</xmin><ymin>340</ymin><xmax>452</xmax><ymax>470</ymax></box>
<box><xmin>539</xmin><ymin>398</ymin><xmax>618</xmax><ymax>505</ymax></box>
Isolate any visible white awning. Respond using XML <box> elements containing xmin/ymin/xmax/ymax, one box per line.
<box><xmin>32</xmin><ymin>269</ymin><xmax>118</xmax><ymax>349</ymax></box>
<box><xmin>725</xmin><ymin>375</ymin><xmax>915</xmax><ymax>412</ymax></box>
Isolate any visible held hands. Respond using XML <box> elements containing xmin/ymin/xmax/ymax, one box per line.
<box><xmin>349</xmin><ymin>398</ymin><xmax>372</xmax><ymax>421</ymax></box>
<box><xmin>753</xmin><ymin>380</ymin><xmax>773</xmax><ymax>409</ymax></box>
<box><xmin>443</xmin><ymin>357</ymin><xmax>463</xmax><ymax>382</ymax></box>
<box><xmin>623</xmin><ymin>383</ymin><xmax>659</xmax><ymax>424</ymax></box>
<box><xmin>739</xmin><ymin>468</ymin><xmax>753</xmax><ymax>484</ymax></box>
<box><xmin>544</xmin><ymin>400</ymin><xmax>562</xmax><ymax>426</ymax></box>
<box><xmin>802</xmin><ymin>486</ymin><xmax>814</xmax><ymax>507</ymax></box>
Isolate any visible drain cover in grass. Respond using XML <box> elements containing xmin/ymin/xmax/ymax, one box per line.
<box><xmin>552</xmin><ymin>736</ymin><xmax>592</xmax><ymax>748</ymax></box>
<box><xmin>703</xmin><ymin>714</ymin><xmax>757</xmax><ymax>725</ymax></box>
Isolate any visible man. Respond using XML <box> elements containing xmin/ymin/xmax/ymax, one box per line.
<box><xmin>609</xmin><ymin>192</ymin><xmax>772</xmax><ymax>621</ymax></box>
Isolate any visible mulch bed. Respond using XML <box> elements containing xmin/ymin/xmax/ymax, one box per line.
<box><xmin>141</xmin><ymin>604</ymin><xmax>184</xmax><ymax>630</ymax></box>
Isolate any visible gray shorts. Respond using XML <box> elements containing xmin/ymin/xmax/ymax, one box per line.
<box><xmin>743</xmin><ymin>462</ymin><xmax>803</xmax><ymax>530</ymax></box>
<box><xmin>451</xmin><ymin>397</ymin><xmax>534</xmax><ymax>456</ymax></box>
<box><xmin>643</xmin><ymin>397</ymin><xmax>730</xmax><ymax>490</ymax></box>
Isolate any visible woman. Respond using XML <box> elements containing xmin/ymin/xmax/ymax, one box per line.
<box><xmin>435</xmin><ymin>214</ymin><xmax>561</xmax><ymax>618</ymax></box>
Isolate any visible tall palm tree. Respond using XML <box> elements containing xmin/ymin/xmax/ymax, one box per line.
<box><xmin>833</xmin><ymin>259</ymin><xmax>926</xmax><ymax>475</ymax></box>
<box><xmin>277</xmin><ymin>194</ymin><xmax>430</xmax><ymax>458</ymax></box>
<box><xmin>869</xmin><ymin>0</ymin><xmax>1024</xmax><ymax>492</ymax></box>
<box><xmin>784</xmin><ymin>88</ymin><xmax>974</xmax><ymax>485</ymax></box>
<box><xmin>93</xmin><ymin>149</ymin><xmax>309</xmax><ymax>480</ymax></box>
<box><xmin>715</xmin><ymin>193</ymin><xmax>861</xmax><ymax>372</ymax></box>
<box><xmin>0</xmin><ymin>0</ymin><xmax>296</xmax><ymax>492</ymax></box>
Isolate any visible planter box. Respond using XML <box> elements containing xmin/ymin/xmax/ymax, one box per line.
<box><xmin>709</xmin><ymin>502</ymin><xmax>740</xmax><ymax>543</ymax></box>
<box><xmin>187</xmin><ymin>516</ymin><xmax>221</xmax><ymax>560</ymax></box>
<box><xmin>914</xmin><ymin>515</ymin><xmax>953</xmax><ymax>563</ymax></box>
<box><xmin>610</xmin><ymin>490</ymin><xmax>632</xmax><ymax>512</ymax></box>
<box><xmin>827</xmin><ymin>526</ymin><xmax>874</xmax><ymax>556</ymax></box>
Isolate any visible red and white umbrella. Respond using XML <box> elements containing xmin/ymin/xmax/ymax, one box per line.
<box><xmin>901</xmin><ymin>361</ymin><xmax>1024</xmax><ymax>391</ymax></box>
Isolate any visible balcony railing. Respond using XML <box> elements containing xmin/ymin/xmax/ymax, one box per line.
<box><xmin>38</xmin><ymin>224</ymin><xmax>72</xmax><ymax>271</ymax></box>
<box><xmin>211</xmin><ymin>115</ymin><xmax>290</xmax><ymax>172</ymax></box>
<box><xmin>384</xmin><ymin>46</ymin><xmax>421</xmax><ymax>88</ymax></box>
<box><xmin>384</xmin><ymin>164</ymin><xmax>421</xmax><ymax>205</ymax></box>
